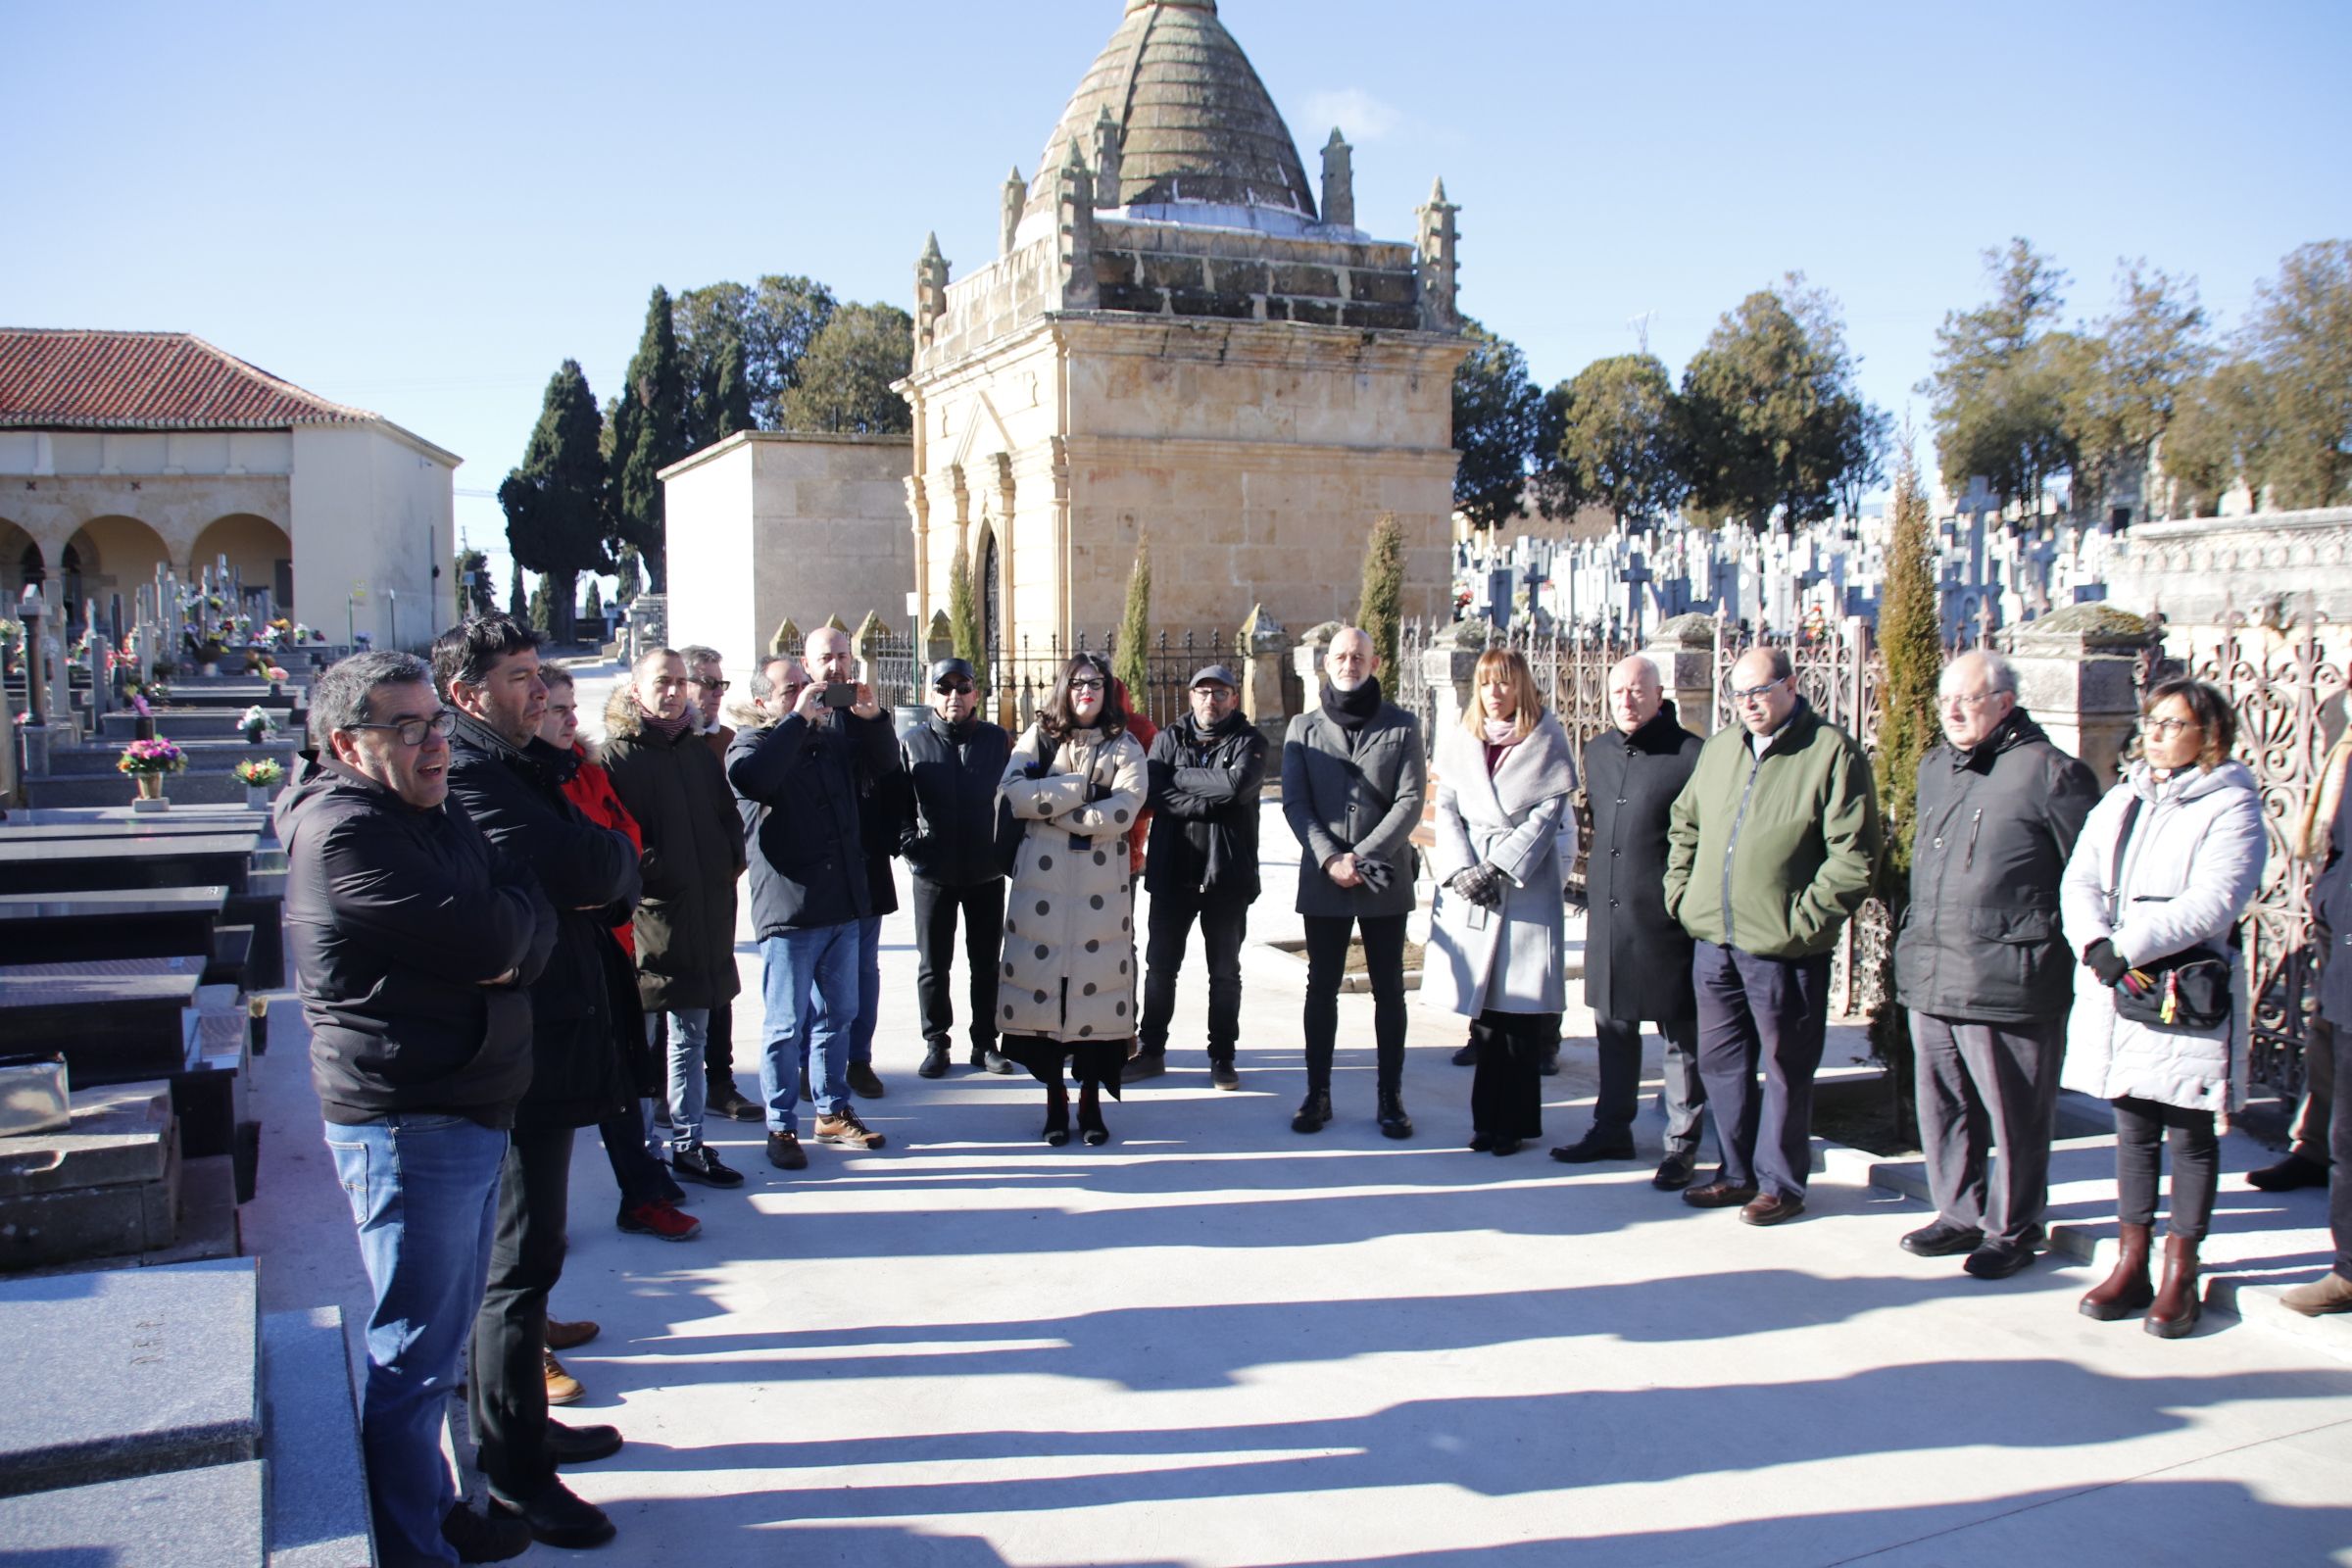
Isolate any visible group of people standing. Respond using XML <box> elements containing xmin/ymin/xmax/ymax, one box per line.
<box><xmin>279</xmin><ymin>601</ymin><xmax>2351</xmax><ymax>1567</ymax></box>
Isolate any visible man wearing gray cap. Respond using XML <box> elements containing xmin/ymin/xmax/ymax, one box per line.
<box><xmin>1135</xmin><ymin>663</ymin><xmax>1268</xmax><ymax>1088</ymax></box>
<box><xmin>899</xmin><ymin>657</ymin><xmax>1016</xmax><ymax>1077</ymax></box>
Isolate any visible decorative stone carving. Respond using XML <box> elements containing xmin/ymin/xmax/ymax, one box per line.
<box><xmin>1292</xmin><ymin>619</ymin><xmax>1341</xmax><ymax>712</ymax></box>
<box><xmin>1001</xmin><ymin>166</ymin><xmax>1025</xmax><ymax>256</ymax></box>
<box><xmin>1055</xmin><ymin>145</ymin><xmax>1099</xmax><ymax>311</ymax></box>
<box><xmin>915</xmin><ymin>233</ymin><xmax>950</xmax><ymax>353</ymax></box>
<box><xmin>768</xmin><ymin>616</ymin><xmax>802</xmax><ymax>658</ymax></box>
<box><xmin>1092</xmin><ymin>107</ymin><xmax>1124</xmax><ymax>210</ymax></box>
<box><xmin>1238</xmin><ymin>602</ymin><xmax>1289</xmax><ymax>729</ymax></box>
<box><xmin>1320</xmin><ymin>129</ymin><xmax>1353</xmax><ymax>230</ymax></box>
<box><xmin>1416</xmin><ymin>177</ymin><xmax>1459</xmax><ymax>330</ymax></box>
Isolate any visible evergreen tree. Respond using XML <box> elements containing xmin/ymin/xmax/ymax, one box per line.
<box><xmin>610</xmin><ymin>286</ymin><xmax>688</xmax><ymax>591</ymax></box>
<box><xmin>1867</xmin><ymin>439</ymin><xmax>1943</xmax><ymax>1142</ymax></box>
<box><xmin>1545</xmin><ymin>353</ymin><xmax>1688</xmax><ymax>526</ymax></box>
<box><xmin>1114</xmin><ymin>534</ymin><xmax>1152</xmax><ymax>712</ymax></box>
<box><xmin>1354</xmin><ymin>514</ymin><xmax>1405</xmax><ymax>679</ymax></box>
<box><xmin>498</xmin><ymin>359</ymin><xmax>612</xmax><ymax>642</ymax></box>
<box><xmin>2242</xmin><ymin>239</ymin><xmax>2352</xmax><ymax>509</ymax></box>
<box><xmin>455</xmin><ymin>548</ymin><xmax>493</xmax><ymax>621</ymax></box>
<box><xmin>947</xmin><ymin>547</ymin><xmax>984</xmax><ymax>672</ymax></box>
<box><xmin>526</xmin><ymin>574</ymin><xmax>552</xmax><ymax>637</ymax></box>
<box><xmin>508</xmin><ymin>562</ymin><xmax>525</xmax><ymax>620</ymax></box>
<box><xmin>1450</xmin><ymin>320</ymin><xmax>1546</xmax><ymax>530</ymax></box>
<box><xmin>779</xmin><ymin>303</ymin><xmax>914</xmax><ymax>435</ymax></box>
<box><xmin>583</xmin><ymin>578</ymin><xmax>603</xmax><ymax>627</ymax></box>
<box><xmin>1924</xmin><ymin>239</ymin><xmax>2075</xmax><ymax>513</ymax></box>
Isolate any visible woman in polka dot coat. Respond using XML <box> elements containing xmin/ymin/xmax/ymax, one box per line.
<box><xmin>998</xmin><ymin>653</ymin><xmax>1150</xmax><ymax>1146</ymax></box>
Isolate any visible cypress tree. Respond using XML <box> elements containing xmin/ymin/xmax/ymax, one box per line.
<box><xmin>508</xmin><ymin>562</ymin><xmax>525</xmax><ymax>619</ymax></box>
<box><xmin>499</xmin><ymin>359</ymin><xmax>612</xmax><ymax>643</ymax></box>
<box><xmin>1868</xmin><ymin>440</ymin><xmax>1944</xmax><ymax>1141</ymax></box>
<box><xmin>1114</xmin><ymin>534</ymin><xmax>1152</xmax><ymax>710</ymax></box>
<box><xmin>526</xmin><ymin>574</ymin><xmax>552</xmax><ymax>636</ymax></box>
<box><xmin>611</xmin><ymin>287</ymin><xmax>688</xmax><ymax>592</ymax></box>
<box><xmin>583</xmin><ymin>578</ymin><xmax>603</xmax><ymax>627</ymax></box>
<box><xmin>946</xmin><ymin>547</ymin><xmax>983</xmax><ymax>670</ymax></box>
<box><xmin>1354</xmin><ymin>514</ymin><xmax>1406</xmax><ymax>679</ymax></box>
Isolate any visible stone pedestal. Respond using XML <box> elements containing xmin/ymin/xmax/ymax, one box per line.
<box><xmin>2001</xmin><ymin>604</ymin><xmax>2160</xmax><ymax>783</ymax></box>
<box><xmin>1292</xmin><ymin>620</ymin><xmax>1340</xmax><ymax>714</ymax></box>
<box><xmin>1239</xmin><ymin>604</ymin><xmax>1291</xmax><ymax>739</ymax></box>
<box><xmin>1421</xmin><ymin>618</ymin><xmax>1490</xmax><ymax>739</ymax></box>
<box><xmin>1645</xmin><ymin>612</ymin><xmax>1721</xmax><ymax>737</ymax></box>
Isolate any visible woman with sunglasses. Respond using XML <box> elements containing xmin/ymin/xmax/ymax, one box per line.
<box><xmin>2060</xmin><ymin>677</ymin><xmax>2265</xmax><ymax>1338</ymax></box>
<box><xmin>997</xmin><ymin>653</ymin><xmax>1149</xmax><ymax>1145</ymax></box>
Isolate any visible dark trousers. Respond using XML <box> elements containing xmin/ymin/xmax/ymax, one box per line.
<box><xmin>1912</xmin><ymin>1010</ymin><xmax>2065</xmax><ymax>1247</ymax></box>
<box><xmin>468</xmin><ymin>1124</ymin><xmax>572</xmax><ymax>1500</ymax></box>
<box><xmin>596</xmin><ymin>1105</ymin><xmax>679</xmax><ymax>1209</ymax></box>
<box><xmin>1301</xmin><ymin>913</ymin><xmax>1407</xmax><ymax>1097</ymax></box>
<box><xmin>2328</xmin><ymin>1018</ymin><xmax>2352</xmax><ymax>1276</ymax></box>
<box><xmin>1139</xmin><ymin>886</ymin><xmax>1250</xmax><ymax>1060</ymax></box>
<box><xmin>912</xmin><ymin>875</ymin><xmax>1004</xmax><ymax>1054</ymax></box>
<box><xmin>1471</xmin><ymin>1009</ymin><xmax>1555</xmax><ymax>1139</ymax></box>
<box><xmin>1692</xmin><ymin>939</ymin><xmax>1831</xmax><ymax>1200</ymax></box>
<box><xmin>705</xmin><ymin>996</ymin><xmax>739</xmax><ymax>1101</ymax></box>
<box><xmin>2112</xmin><ymin>1095</ymin><xmax>2220</xmax><ymax>1242</ymax></box>
<box><xmin>2291</xmin><ymin>1013</ymin><xmax>2337</xmax><ymax>1163</ymax></box>
<box><xmin>1592</xmin><ymin>1013</ymin><xmax>1705</xmax><ymax>1154</ymax></box>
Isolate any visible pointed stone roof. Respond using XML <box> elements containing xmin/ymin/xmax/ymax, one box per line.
<box><xmin>1024</xmin><ymin>0</ymin><xmax>1315</xmax><ymax>224</ymax></box>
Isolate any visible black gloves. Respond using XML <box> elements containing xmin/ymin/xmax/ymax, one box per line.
<box><xmin>2082</xmin><ymin>938</ymin><xmax>2131</xmax><ymax>988</ymax></box>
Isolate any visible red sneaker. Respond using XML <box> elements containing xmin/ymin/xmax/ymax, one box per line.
<box><xmin>616</xmin><ymin>1200</ymin><xmax>701</xmax><ymax>1241</ymax></box>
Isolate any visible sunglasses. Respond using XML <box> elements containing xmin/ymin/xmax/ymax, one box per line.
<box><xmin>935</xmin><ymin>680</ymin><xmax>976</xmax><ymax>695</ymax></box>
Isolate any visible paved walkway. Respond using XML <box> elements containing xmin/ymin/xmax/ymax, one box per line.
<box><xmin>241</xmin><ymin>718</ymin><xmax>2352</xmax><ymax>1566</ymax></box>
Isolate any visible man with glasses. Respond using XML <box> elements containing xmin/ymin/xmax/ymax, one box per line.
<box><xmin>899</xmin><ymin>657</ymin><xmax>1016</xmax><ymax>1078</ymax></box>
<box><xmin>678</xmin><ymin>644</ymin><xmax>763</xmax><ymax>1122</ymax></box>
<box><xmin>729</xmin><ymin>648</ymin><xmax>896</xmax><ymax>1165</ymax></box>
<box><xmin>806</xmin><ymin>625</ymin><xmax>901</xmax><ymax>1102</ymax></box>
<box><xmin>280</xmin><ymin>651</ymin><xmax>556</xmax><ymax>1564</ymax></box>
<box><xmin>435</xmin><ymin>614</ymin><xmax>639</xmax><ymax>1549</ymax></box>
<box><xmin>1893</xmin><ymin>649</ymin><xmax>2098</xmax><ymax>1277</ymax></box>
<box><xmin>1665</xmin><ymin>646</ymin><xmax>1881</xmax><ymax>1226</ymax></box>
<box><xmin>1136</xmin><ymin>663</ymin><xmax>1268</xmax><ymax>1089</ymax></box>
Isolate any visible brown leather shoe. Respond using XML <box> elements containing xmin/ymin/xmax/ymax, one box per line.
<box><xmin>545</xmin><ymin>1318</ymin><xmax>599</xmax><ymax>1351</ymax></box>
<box><xmin>1740</xmin><ymin>1192</ymin><xmax>1807</xmax><ymax>1226</ymax></box>
<box><xmin>2280</xmin><ymin>1271</ymin><xmax>2352</xmax><ymax>1316</ymax></box>
<box><xmin>543</xmin><ymin>1350</ymin><xmax>583</xmax><ymax>1406</ymax></box>
<box><xmin>1682</xmin><ymin>1179</ymin><xmax>1759</xmax><ymax>1209</ymax></box>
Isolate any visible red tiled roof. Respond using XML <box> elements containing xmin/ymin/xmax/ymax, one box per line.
<box><xmin>0</xmin><ymin>328</ymin><xmax>377</xmax><ymax>431</ymax></box>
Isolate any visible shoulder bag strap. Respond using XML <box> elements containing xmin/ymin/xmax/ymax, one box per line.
<box><xmin>2109</xmin><ymin>795</ymin><xmax>2144</xmax><ymax>928</ymax></box>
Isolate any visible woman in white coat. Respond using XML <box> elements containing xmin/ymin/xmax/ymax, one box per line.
<box><xmin>998</xmin><ymin>653</ymin><xmax>1149</xmax><ymax>1147</ymax></box>
<box><xmin>1425</xmin><ymin>649</ymin><xmax>1579</xmax><ymax>1155</ymax></box>
<box><xmin>2060</xmin><ymin>677</ymin><xmax>2265</xmax><ymax>1339</ymax></box>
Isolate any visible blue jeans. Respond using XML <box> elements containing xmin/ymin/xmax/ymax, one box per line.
<box><xmin>759</xmin><ymin>922</ymin><xmax>858</xmax><ymax>1128</ymax></box>
<box><xmin>850</xmin><ymin>914</ymin><xmax>882</xmax><ymax>1066</ymax></box>
<box><xmin>324</xmin><ymin>1112</ymin><xmax>507</xmax><ymax>1566</ymax></box>
<box><xmin>650</xmin><ymin>1008</ymin><xmax>710</xmax><ymax>1153</ymax></box>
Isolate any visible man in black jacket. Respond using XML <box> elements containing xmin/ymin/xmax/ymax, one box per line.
<box><xmin>729</xmin><ymin>652</ymin><xmax>898</xmax><ymax>1167</ymax></box>
<box><xmin>280</xmin><ymin>650</ymin><xmax>554</xmax><ymax>1567</ymax></box>
<box><xmin>900</xmin><ymin>657</ymin><xmax>1014</xmax><ymax>1079</ymax></box>
<box><xmin>1551</xmin><ymin>657</ymin><xmax>1710</xmax><ymax>1189</ymax></box>
<box><xmin>1136</xmin><ymin>663</ymin><xmax>1267</xmax><ymax>1090</ymax></box>
<box><xmin>437</xmin><ymin>616</ymin><xmax>639</xmax><ymax>1550</ymax></box>
<box><xmin>1894</xmin><ymin>649</ymin><xmax>2098</xmax><ymax>1280</ymax></box>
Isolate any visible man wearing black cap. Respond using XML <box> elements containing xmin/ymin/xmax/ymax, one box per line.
<box><xmin>899</xmin><ymin>657</ymin><xmax>1016</xmax><ymax>1078</ymax></box>
<box><xmin>1135</xmin><ymin>663</ymin><xmax>1268</xmax><ymax>1088</ymax></box>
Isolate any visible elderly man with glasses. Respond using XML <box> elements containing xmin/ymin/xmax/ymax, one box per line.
<box><xmin>1892</xmin><ymin>650</ymin><xmax>2099</xmax><ymax>1278</ymax></box>
<box><xmin>1664</xmin><ymin>646</ymin><xmax>1882</xmax><ymax>1226</ymax></box>
<box><xmin>279</xmin><ymin>651</ymin><xmax>557</xmax><ymax>1564</ymax></box>
<box><xmin>899</xmin><ymin>657</ymin><xmax>1016</xmax><ymax>1078</ymax></box>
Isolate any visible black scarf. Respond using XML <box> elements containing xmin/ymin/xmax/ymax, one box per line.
<box><xmin>1320</xmin><ymin>675</ymin><xmax>1384</xmax><ymax>732</ymax></box>
<box><xmin>1179</xmin><ymin>708</ymin><xmax>1254</xmax><ymax>752</ymax></box>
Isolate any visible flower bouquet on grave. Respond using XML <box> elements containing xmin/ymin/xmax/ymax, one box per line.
<box><xmin>235</xmin><ymin>758</ymin><xmax>285</xmax><ymax>808</ymax></box>
<box><xmin>238</xmin><ymin>705</ymin><xmax>280</xmax><ymax>743</ymax></box>
<box><xmin>119</xmin><ymin>736</ymin><xmax>186</xmax><ymax>802</ymax></box>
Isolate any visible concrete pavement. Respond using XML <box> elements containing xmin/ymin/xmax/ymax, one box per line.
<box><xmin>240</xmin><ymin>720</ymin><xmax>2352</xmax><ymax>1567</ymax></box>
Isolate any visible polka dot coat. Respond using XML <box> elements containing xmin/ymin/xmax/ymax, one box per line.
<box><xmin>996</xmin><ymin>723</ymin><xmax>1149</xmax><ymax>1044</ymax></box>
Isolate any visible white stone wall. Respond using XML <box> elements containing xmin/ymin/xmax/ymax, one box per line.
<box><xmin>286</xmin><ymin>425</ymin><xmax>457</xmax><ymax>650</ymax></box>
<box><xmin>662</xmin><ymin>432</ymin><xmax>915</xmax><ymax>680</ymax></box>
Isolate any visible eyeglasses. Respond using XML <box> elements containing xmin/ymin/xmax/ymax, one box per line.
<box><xmin>1730</xmin><ymin>680</ymin><xmax>1788</xmax><ymax>705</ymax></box>
<box><xmin>1068</xmin><ymin>678</ymin><xmax>1106</xmax><ymax>693</ymax></box>
<box><xmin>2146</xmin><ymin>716</ymin><xmax>2201</xmax><ymax>738</ymax></box>
<box><xmin>345</xmin><ymin>709</ymin><xmax>458</xmax><ymax>747</ymax></box>
<box><xmin>935</xmin><ymin>680</ymin><xmax>976</xmax><ymax>696</ymax></box>
<box><xmin>688</xmin><ymin>677</ymin><xmax>731</xmax><ymax>693</ymax></box>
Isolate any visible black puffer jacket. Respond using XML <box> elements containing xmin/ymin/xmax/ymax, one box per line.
<box><xmin>1894</xmin><ymin>708</ymin><xmax>2100</xmax><ymax>1023</ymax></box>
<box><xmin>1145</xmin><ymin>710</ymin><xmax>1267</xmax><ymax>900</ymax></box>
<box><xmin>445</xmin><ymin>713</ymin><xmax>643</xmax><ymax>1130</ymax></box>
<box><xmin>602</xmin><ymin>691</ymin><xmax>746</xmax><ymax>1012</ymax></box>
<box><xmin>278</xmin><ymin>755</ymin><xmax>555</xmax><ymax>1127</ymax></box>
<box><xmin>1583</xmin><ymin>702</ymin><xmax>1702</xmax><ymax>1023</ymax></box>
<box><xmin>728</xmin><ymin>709</ymin><xmax>900</xmax><ymax>935</ymax></box>
<box><xmin>900</xmin><ymin>711</ymin><xmax>1012</xmax><ymax>887</ymax></box>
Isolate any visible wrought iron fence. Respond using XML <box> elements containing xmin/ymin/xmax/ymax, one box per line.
<box><xmin>978</xmin><ymin>628</ymin><xmax>1231</xmax><ymax>735</ymax></box>
<box><xmin>2155</xmin><ymin>618</ymin><xmax>2346</xmax><ymax>1100</ymax></box>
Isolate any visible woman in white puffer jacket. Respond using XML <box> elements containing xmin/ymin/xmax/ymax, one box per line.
<box><xmin>2060</xmin><ymin>677</ymin><xmax>2266</xmax><ymax>1340</ymax></box>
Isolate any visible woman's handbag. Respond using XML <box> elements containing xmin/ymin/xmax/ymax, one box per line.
<box><xmin>2106</xmin><ymin>796</ymin><xmax>2235</xmax><ymax>1032</ymax></box>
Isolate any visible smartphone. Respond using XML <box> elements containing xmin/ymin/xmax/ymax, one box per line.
<box><xmin>821</xmin><ymin>682</ymin><xmax>859</xmax><ymax>709</ymax></box>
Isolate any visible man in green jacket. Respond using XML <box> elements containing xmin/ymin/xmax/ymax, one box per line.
<box><xmin>1664</xmin><ymin>646</ymin><xmax>1882</xmax><ymax>1225</ymax></box>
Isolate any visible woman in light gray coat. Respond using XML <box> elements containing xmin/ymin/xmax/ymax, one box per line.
<box><xmin>1425</xmin><ymin>649</ymin><xmax>1578</xmax><ymax>1155</ymax></box>
<box><xmin>2060</xmin><ymin>677</ymin><xmax>2265</xmax><ymax>1339</ymax></box>
<box><xmin>998</xmin><ymin>654</ymin><xmax>1148</xmax><ymax>1147</ymax></box>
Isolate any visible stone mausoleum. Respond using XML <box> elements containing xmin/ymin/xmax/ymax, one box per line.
<box><xmin>903</xmin><ymin>0</ymin><xmax>1469</xmax><ymax>656</ymax></box>
<box><xmin>662</xmin><ymin>0</ymin><xmax>1469</xmax><ymax>678</ymax></box>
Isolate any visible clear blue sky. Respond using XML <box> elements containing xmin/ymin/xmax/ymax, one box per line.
<box><xmin>10</xmin><ymin>0</ymin><xmax>2347</xmax><ymax>590</ymax></box>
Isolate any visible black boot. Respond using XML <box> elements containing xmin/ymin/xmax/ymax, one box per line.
<box><xmin>1042</xmin><ymin>1079</ymin><xmax>1070</xmax><ymax>1146</ymax></box>
<box><xmin>1377</xmin><ymin>1088</ymin><xmax>1413</xmax><ymax>1140</ymax></box>
<box><xmin>1079</xmin><ymin>1082</ymin><xmax>1110</xmax><ymax>1146</ymax></box>
<box><xmin>1292</xmin><ymin>1088</ymin><xmax>1333</xmax><ymax>1134</ymax></box>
